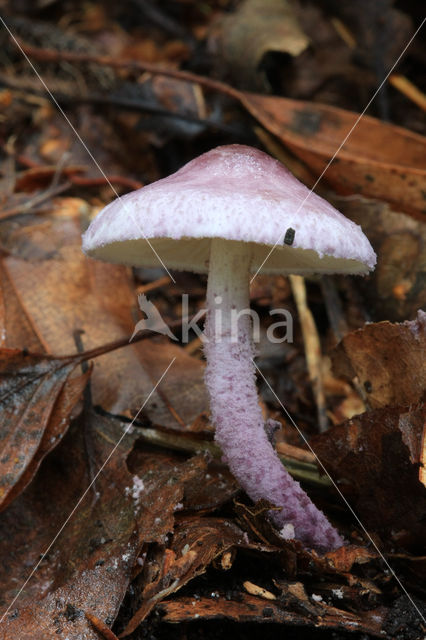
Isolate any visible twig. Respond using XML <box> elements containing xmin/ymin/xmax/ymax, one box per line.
<box><xmin>47</xmin><ymin>314</ymin><xmax>201</xmax><ymax>366</ymax></box>
<box><xmin>0</xmin><ymin>70</ymin><xmax>244</xmax><ymax>137</ymax></box>
<box><xmin>0</xmin><ymin>181</ymin><xmax>72</xmax><ymax>220</ymax></box>
<box><xmin>70</xmin><ymin>173</ymin><xmax>143</xmax><ymax>190</ymax></box>
<box><xmin>136</xmin><ymin>275</ymin><xmax>172</xmax><ymax>295</ymax></box>
<box><xmin>289</xmin><ymin>275</ymin><xmax>328</xmax><ymax>433</ymax></box>
<box><xmin>16</xmin><ymin>41</ymin><xmax>242</xmax><ymax>101</ymax></box>
<box><xmin>17</xmin><ymin>154</ymin><xmax>144</xmax><ymax>191</ymax></box>
<box><xmin>86</xmin><ymin>612</ymin><xmax>120</xmax><ymax>640</ymax></box>
<box><xmin>96</xmin><ymin>407</ymin><xmax>331</xmax><ymax>488</ymax></box>
<box><xmin>389</xmin><ymin>74</ymin><xmax>426</xmax><ymax>112</ymax></box>
<box><xmin>74</xmin><ymin>94</ymin><xmax>243</xmax><ymax>136</ymax></box>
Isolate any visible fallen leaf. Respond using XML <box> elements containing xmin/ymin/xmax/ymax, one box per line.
<box><xmin>0</xmin><ymin>348</ymin><xmax>89</xmax><ymax>511</ymax></box>
<box><xmin>324</xmin><ymin>545</ymin><xmax>377</xmax><ymax>573</ymax></box>
<box><xmin>332</xmin><ymin>311</ymin><xmax>426</xmax><ymax>409</ymax></box>
<box><xmin>0</xmin><ymin>412</ymin><xmax>140</xmax><ymax>638</ymax></box>
<box><xmin>2</xmin><ymin>197</ymin><xmax>208</xmax><ymax>423</ymax></box>
<box><xmin>238</xmin><ymin>92</ymin><xmax>426</xmax><ymax>218</ymax></box>
<box><xmin>233</xmin><ymin>499</ymin><xmax>377</xmax><ymax>576</ymax></box>
<box><xmin>0</xmin><ymin>259</ymin><xmax>45</xmax><ymax>351</ymax></box>
<box><xmin>14</xmin><ymin>165</ymin><xmax>84</xmax><ymax>192</ymax></box>
<box><xmin>212</xmin><ymin>0</ymin><xmax>309</xmax><ymax>90</ymax></box>
<box><xmin>329</xmin><ymin>194</ymin><xmax>426</xmax><ymax>321</ymax></box>
<box><xmin>182</xmin><ymin>461</ymin><xmax>239</xmax><ymax>513</ymax></box>
<box><xmin>311</xmin><ymin>403</ymin><xmax>426</xmax><ymax>547</ymax></box>
<box><xmin>0</xmin><ymin>408</ymin><xmax>201</xmax><ymax>638</ymax></box>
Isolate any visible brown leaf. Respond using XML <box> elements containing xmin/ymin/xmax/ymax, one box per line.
<box><xmin>0</xmin><ymin>412</ymin><xmax>140</xmax><ymax>638</ymax></box>
<box><xmin>212</xmin><ymin>0</ymin><xmax>308</xmax><ymax>90</ymax></box>
<box><xmin>324</xmin><ymin>545</ymin><xmax>377</xmax><ymax>573</ymax></box>
<box><xmin>0</xmin><ymin>407</ymin><xmax>205</xmax><ymax>638</ymax></box>
<box><xmin>2</xmin><ymin>198</ymin><xmax>208</xmax><ymax>422</ymax></box>
<box><xmin>0</xmin><ymin>348</ymin><xmax>88</xmax><ymax>511</ymax></box>
<box><xmin>182</xmin><ymin>462</ymin><xmax>239</xmax><ymax>513</ymax></box>
<box><xmin>0</xmin><ymin>259</ymin><xmax>44</xmax><ymax>351</ymax></box>
<box><xmin>234</xmin><ymin>499</ymin><xmax>378</xmax><ymax>578</ymax></box>
<box><xmin>238</xmin><ymin>92</ymin><xmax>426</xmax><ymax>218</ymax></box>
<box><xmin>127</xmin><ymin>438</ymin><xmax>239</xmax><ymax>514</ymax></box>
<box><xmin>311</xmin><ymin>403</ymin><xmax>426</xmax><ymax>547</ymax></box>
<box><xmin>332</xmin><ymin>311</ymin><xmax>426</xmax><ymax>409</ymax></box>
<box><xmin>329</xmin><ymin>195</ymin><xmax>426</xmax><ymax>321</ymax></box>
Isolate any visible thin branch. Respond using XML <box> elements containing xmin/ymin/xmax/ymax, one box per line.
<box><xmin>16</xmin><ymin>40</ymin><xmax>243</xmax><ymax>101</ymax></box>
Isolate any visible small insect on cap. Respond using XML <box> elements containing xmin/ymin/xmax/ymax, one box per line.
<box><xmin>82</xmin><ymin>145</ymin><xmax>376</xmax><ymax>275</ymax></box>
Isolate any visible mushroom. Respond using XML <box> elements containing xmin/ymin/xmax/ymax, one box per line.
<box><xmin>82</xmin><ymin>145</ymin><xmax>376</xmax><ymax>552</ymax></box>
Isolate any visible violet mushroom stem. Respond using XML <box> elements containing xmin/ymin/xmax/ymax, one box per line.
<box><xmin>203</xmin><ymin>238</ymin><xmax>344</xmax><ymax>553</ymax></box>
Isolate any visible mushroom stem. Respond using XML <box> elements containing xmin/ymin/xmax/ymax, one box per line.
<box><xmin>204</xmin><ymin>238</ymin><xmax>343</xmax><ymax>552</ymax></box>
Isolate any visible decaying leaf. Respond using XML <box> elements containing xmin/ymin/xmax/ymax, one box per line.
<box><xmin>0</xmin><ymin>348</ymin><xmax>89</xmax><ymax>511</ymax></box>
<box><xmin>0</xmin><ymin>409</ymin><xmax>207</xmax><ymax>638</ymax></box>
<box><xmin>329</xmin><ymin>194</ymin><xmax>426</xmax><ymax>321</ymax></box>
<box><xmin>1</xmin><ymin>3</ymin><xmax>425</xmax><ymax>633</ymax></box>
<box><xmin>238</xmin><ymin>92</ymin><xmax>426</xmax><ymax>218</ymax></box>
<box><xmin>1</xmin><ymin>198</ymin><xmax>208</xmax><ymax>423</ymax></box>
<box><xmin>311</xmin><ymin>403</ymin><xmax>426</xmax><ymax>546</ymax></box>
<box><xmin>332</xmin><ymin>311</ymin><xmax>426</xmax><ymax>408</ymax></box>
<box><xmin>120</xmin><ymin>516</ymin><xmax>245</xmax><ymax>636</ymax></box>
<box><xmin>0</xmin><ymin>412</ymin><xmax>139</xmax><ymax>638</ymax></box>
<box><xmin>212</xmin><ymin>0</ymin><xmax>309</xmax><ymax>90</ymax></box>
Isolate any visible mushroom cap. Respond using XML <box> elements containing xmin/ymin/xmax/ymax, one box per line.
<box><xmin>82</xmin><ymin>145</ymin><xmax>376</xmax><ymax>275</ymax></box>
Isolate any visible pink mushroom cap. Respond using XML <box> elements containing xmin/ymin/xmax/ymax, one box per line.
<box><xmin>82</xmin><ymin>144</ymin><xmax>376</xmax><ymax>275</ymax></box>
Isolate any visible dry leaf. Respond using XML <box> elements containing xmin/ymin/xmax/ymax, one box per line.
<box><xmin>2</xmin><ymin>198</ymin><xmax>208</xmax><ymax>423</ymax></box>
<box><xmin>238</xmin><ymin>92</ymin><xmax>426</xmax><ymax>218</ymax></box>
<box><xmin>332</xmin><ymin>311</ymin><xmax>426</xmax><ymax>409</ymax></box>
<box><xmin>329</xmin><ymin>194</ymin><xmax>426</xmax><ymax>321</ymax></box>
<box><xmin>0</xmin><ymin>409</ymin><xmax>206</xmax><ymax>638</ymax></box>
<box><xmin>311</xmin><ymin>403</ymin><xmax>426</xmax><ymax>546</ymax></box>
<box><xmin>0</xmin><ymin>348</ymin><xmax>89</xmax><ymax>511</ymax></box>
<box><xmin>212</xmin><ymin>0</ymin><xmax>309</xmax><ymax>90</ymax></box>
<box><xmin>0</xmin><ymin>412</ymin><xmax>140</xmax><ymax>638</ymax></box>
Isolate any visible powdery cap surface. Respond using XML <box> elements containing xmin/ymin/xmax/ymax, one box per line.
<box><xmin>82</xmin><ymin>145</ymin><xmax>376</xmax><ymax>275</ymax></box>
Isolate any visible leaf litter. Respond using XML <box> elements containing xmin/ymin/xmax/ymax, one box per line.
<box><xmin>0</xmin><ymin>2</ymin><xmax>425</xmax><ymax>639</ymax></box>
